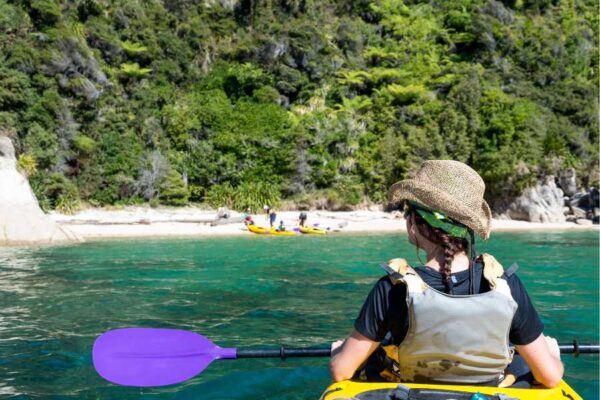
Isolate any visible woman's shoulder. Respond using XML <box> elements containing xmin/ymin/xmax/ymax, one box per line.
<box><xmin>372</xmin><ymin>275</ymin><xmax>406</xmax><ymax>301</ymax></box>
<box><xmin>372</xmin><ymin>274</ymin><xmax>407</xmax><ymax>294</ymax></box>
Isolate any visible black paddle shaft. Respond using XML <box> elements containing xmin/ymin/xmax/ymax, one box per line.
<box><xmin>557</xmin><ymin>342</ymin><xmax>599</xmax><ymax>356</ymax></box>
<box><xmin>237</xmin><ymin>347</ymin><xmax>331</xmax><ymax>360</ymax></box>
<box><xmin>236</xmin><ymin>341</ymin><xmax>599</xmax><ymax>360</ymax></box>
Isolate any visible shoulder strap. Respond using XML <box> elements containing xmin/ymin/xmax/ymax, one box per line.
<box><xmin>380</xmin><ymin>258</ymin><xmax>426</xmax><ymax>293</ymax></box>
<box><xmin>479</xmin><ymin>253</ymin><xmax>513</xmax><ymax>299</ymax></box>
<box><xmin>505</xmin><ymin>262</ymin><xmax>519</xmax><ymax>277</ymax></box>
<box><xmin>479</xmin><ymin>253</ymin><xmax>504</xmax><ymax>289</ymax></box>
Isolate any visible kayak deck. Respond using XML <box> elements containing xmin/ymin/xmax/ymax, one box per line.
<box><xmin>247</xmin><ymin>224</ymin><xmax>297</xmax><ymax>236</ymax></box>
<box><xmin>299</xmin><ymin>226</ymin><xmax>327</xmax><ymax>235</ymax></box>
<box><xmin>320</xmin><ymin>380</ymin><xmax>582</xmax><ymax>400</ymax></box>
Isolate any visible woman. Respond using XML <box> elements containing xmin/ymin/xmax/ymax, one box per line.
<box><xmin>329</xmin><ymin>160</ymin><xmax>563</xmax><ymax>388</ymax></box>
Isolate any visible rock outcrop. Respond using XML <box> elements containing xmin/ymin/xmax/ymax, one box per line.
<box><xmin>507</xmin><ymin>176</ymin><xmax>566</xmax><ymax>223</ymax></box>
<box><xmin>567</xmin><ymin>187</ymin><xmax>599</xmax><ymax>224</ymax></box>
<box><xmin>505</xmin><ymin>170</ymin><xmax>598</xmax><ymax>224</ymax></box>
<box><xmin>558</xmin><ymin>168</ymin><xmax>578</xmax><ymax>196</ymax></box>
<box><xmin>0</xmin><ymin>136</ymin><xmax>81</xmax><ymax>246</ymax></box>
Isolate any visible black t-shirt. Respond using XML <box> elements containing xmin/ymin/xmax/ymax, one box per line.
<box><xmin>354</xmin><ymin>263</ymin><xmax>544</xmax><ymax>346</ymax></box>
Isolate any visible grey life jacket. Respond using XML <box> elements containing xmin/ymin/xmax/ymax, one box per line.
<box><xmin>380</xmin><ymin>254</ymin><xmax>518</xmax><ymax>384</ymax></box>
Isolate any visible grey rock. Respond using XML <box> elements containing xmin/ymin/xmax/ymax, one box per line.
<box><xmin>570</xmin><ymin>188</ymin><xmax>600</xmax><ymax>214</ymax></box>
<box><xmin>571</xmin><ymin>206</ymin><xmax>588</xmax><ymax>219</ymax></box>
<box><xmin>507</xmin><ymin>176</ymin><xmax>566</xmax><ymax>223</ymax></box>
<box><xmin>566</xmin><ymin>215</ymin><xmax>577</xmax><ymax>223</ymax></box>
<box><xmin>217</xmin><ymin>207</ymin><xmax>230</xmax><ymax>219</ymax></box>
<box><xmin>575</xmin><ymin>218</ymin><xmax>593</xmax><ymax>226</ymax></box>
<box><xmin>569</xmin><ymin>192</ymin><xmax>586</xmax><ymax>207</ymax></box>
<box><xmin>0</xmin><ymin>136</ymin><xmax>81</xmax><ymax>246</ymax></box>
<box><xmin>558</xmin><ymin>168</ymin><xmax>578</xmax><ymax>196</ymax></box>
<box><xmin>0</xmin><ymin>137</ymin><xmax>16</xmax><ymax>162</ymax></box>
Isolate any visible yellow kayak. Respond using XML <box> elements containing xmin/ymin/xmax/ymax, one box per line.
<box><xmin>320</xmin><ymin>380</ymin><xmax>582</xmax><ymax>400</ymax></box>
<box><xmin>247</xmin><ymin>224</ymin><xmax>297</xmax><ymax>236</ymax></box>
<box><xmin>299</xmin><ymin>226</ymin><xmax>327</xmax><ymax>235</ymax></box>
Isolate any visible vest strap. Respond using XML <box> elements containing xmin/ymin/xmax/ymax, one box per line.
<box><xmin>382</xmin><ymin>258</ymin><xmax>426</xmax><ymax>293</ymax></box>
<box><xmin>382</xmin><ymin>254</ymin><xmax>515</xmax><ymax>297</ymax></box>
<box><xmin>505</xmin><ymin>262</ymin><xmax>519</xmax><ymax>277</ymax></box>
<box><xmin>480</xmin><ymin>253</ymin><xmax>504</xmax><ymax>289</ymax></box>
<box><xmin>480</xmin><ymin>253</ymin><xmax>513</xmax><ymax>299</ymax></box>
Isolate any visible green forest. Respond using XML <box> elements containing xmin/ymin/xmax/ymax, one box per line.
<box><xmin>1</xmin><ymin>0</ymin><xmax>597</xmax><ymax>213</ymax></box>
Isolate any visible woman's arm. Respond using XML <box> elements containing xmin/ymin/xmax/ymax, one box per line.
<box><xmin>329</xmin><ymin>329</ymin><xmax>380</xmax><ymax>382</ymax></box>
<box><xmin>515</xmin><ymin>334</ymin><xmax>563</xmax><ymax>388</ymax></box>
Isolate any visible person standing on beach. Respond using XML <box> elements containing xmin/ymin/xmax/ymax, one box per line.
<box><xmin>264</xmin><ymin>205</ymin><xmax>277</xmax><ymax>228</ymax></box>
<box><xmin>329</xmin><ymin>160</ymin><xmax>563</xmax><ymax>389</ymax></box>
<box><xmin>299</xmin><ymin>211</ymin><xmax>307</xmax><ymax>227</ymax></box>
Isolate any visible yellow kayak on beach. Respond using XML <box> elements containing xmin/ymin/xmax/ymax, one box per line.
<box><xmin>320</xmin><ymin>380</ymin><xmax>582</xmax><ymax>400</ymax></box>
<box><xmin>299</xmin><ymin>226</ymin><xmax>327</xmax><ymax>235</ymax></box>
<box><xmin>247</xmin><ymin>224</ymin><xmax>297</xmax><ymax>236</ymax></box>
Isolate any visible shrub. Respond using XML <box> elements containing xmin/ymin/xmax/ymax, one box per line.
<box><xmin>55</xmin><ymin>192</ymin><xmax>81</xmax><ymax>215</ymax></box>
<box><xmin>204</xmin><ymin>182</ymin><xmax>235</xmax><ymax>209</ymax></box>
<box><xmin>30</xmin><ymin>172</ymin><xmax>81</xmax><ymax>213</ymax></box>
<box><xmin>204</xmin><ymin>181</ymin><xmax>281</xmax><ymax>211</ymax></box>
<box><xmin>16</xmin><ymin>153</ymin><xmax>37</xmax><ymax>177</ymax></box>
<box><xmin>159</xmin><ymin>169</ymin><xmax>189</xmax><ymax>206</ymax></box>
<box><xmin>73</xmin><ymin>135</ymin><xmax>97</xmax><ymax>153</ymax></box>
<box><xmin>30</xmin><ymin>0</ymin><xmax>61</xmax><ymax>26</ymax></box>
<box><xmin>232</xmin><ymin>181</ymin><xmax>281</xmax><ymax>212</ymax></box>
<box><xmin>328</xmin><ymin>177</ymin><xmax>364</xmax><ymax>210</ymax></box>
<box><xmin>23</xmin><ymin>123</ymin><xmax>59</xmax><ymax>170</ymax></box>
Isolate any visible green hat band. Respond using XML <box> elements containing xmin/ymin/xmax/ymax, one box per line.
<box><xmin>409</xmin><ymin>201</ymin><xmax>470</xmax><ymax>239</ymax></box>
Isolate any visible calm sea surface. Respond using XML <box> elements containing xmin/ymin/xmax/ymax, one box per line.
<box><xmin>0</xmin><ymin>231</ymin><xmax>598</xmax><ymax>399</ymax></box>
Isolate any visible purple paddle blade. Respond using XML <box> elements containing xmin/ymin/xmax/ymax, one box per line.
<box><xmin>93</xmin><ymin>328</ymin><xmax>236</xmax><ymax>387</ymax></box>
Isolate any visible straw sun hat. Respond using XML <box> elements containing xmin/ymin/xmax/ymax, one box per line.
<box><xmin>388</xmin><ymin>160</ymin><xmax>492</xmax><ymax>240</ymax></box>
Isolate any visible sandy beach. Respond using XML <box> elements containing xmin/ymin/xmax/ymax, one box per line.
<box><xmin>49</xmin><ymin>206</ymin><xmax>599</xmax><ymax>240</ymax></box>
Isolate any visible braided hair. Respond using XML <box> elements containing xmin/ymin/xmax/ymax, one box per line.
<box><xmin>405</xmin><ymin>205</ymin><xmax>470</xmax><ymax>294</ymax></box>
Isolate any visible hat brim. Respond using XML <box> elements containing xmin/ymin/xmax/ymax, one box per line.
<box><xmin>389</xmin><ymin>179</ymin><xmax>492</xmax><ymax>240</ymax></box>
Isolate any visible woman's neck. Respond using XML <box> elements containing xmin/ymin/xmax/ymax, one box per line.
<box><xmin>424</xmin><ymin>248</ymin><xmax>470</xmax><ymax>273</ymax></box>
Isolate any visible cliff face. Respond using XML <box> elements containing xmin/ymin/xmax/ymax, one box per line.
<box><xmin>0</xmin><ymin>137</ymin><xmax>81</xmax><ymax>246</ymax></box>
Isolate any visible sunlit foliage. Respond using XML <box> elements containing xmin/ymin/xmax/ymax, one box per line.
<box><xmin>0</xmin><ymin>0</ymin><xmax>596</xmax><ymax>211</ymax></box>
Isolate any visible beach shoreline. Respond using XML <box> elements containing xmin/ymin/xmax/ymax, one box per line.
<box><xmin>48</xmin><ymin>206</ymin><xmax>599</xmax><ymax>241</ymax></box>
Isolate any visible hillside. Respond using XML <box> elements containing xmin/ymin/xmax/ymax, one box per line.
<box><xmin>1</xmin><ymin>0</ymin><xmax>597</xmax><ymax>212</ymax></box>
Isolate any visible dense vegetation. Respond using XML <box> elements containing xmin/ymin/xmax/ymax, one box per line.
<box><xmin>1</xmin><ymin>0</ymin><xmax>597</xmax><ymax>212</ymax></box>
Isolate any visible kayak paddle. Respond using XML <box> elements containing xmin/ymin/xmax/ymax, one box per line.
<box><xmin>92</xmin><ymin>328</ymin><xmax>599</xmax><ymax>387</ymax></box>
<box><xmin>92</xmin><ymin>328</ymin><xmax>330</xmax><ymax>387</ymax></box>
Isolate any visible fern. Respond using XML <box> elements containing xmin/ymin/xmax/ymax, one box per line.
<box><xmin>120</xmin><ymin>63</ymin><xmax>152</xmax><ymax>78</ymax></box>
<box><xmin>121</xmin><ymin>40</ymin><xmax>148</xmax><ymax>55</ymax></box>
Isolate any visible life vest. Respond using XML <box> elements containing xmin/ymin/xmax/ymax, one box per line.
<box><xmin>378</xmin><ymin>254</ymin><xmax>518</xmax><ymax>385</ymax></box>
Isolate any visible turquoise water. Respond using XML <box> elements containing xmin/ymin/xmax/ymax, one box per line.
<box><xmin>0</xmin><ymin>232</ymin><xmax>598</xmax><ymax>399</ymax></box>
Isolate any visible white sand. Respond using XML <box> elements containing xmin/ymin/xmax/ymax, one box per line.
<box><xmin>49</xmin><ymin>206</ymin><xmax>598</xmax><ymax>240</ymax></box>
